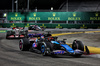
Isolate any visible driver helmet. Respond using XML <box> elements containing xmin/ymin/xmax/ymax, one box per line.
<box><xmin>41</xmin><ymin>35</ymin><xmax>44</xmax><ymax>39</ymax></box>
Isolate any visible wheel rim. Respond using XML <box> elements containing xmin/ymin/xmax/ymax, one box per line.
<box><xmin>41</xmin><ymin>45</ymin><xmax>45</xmax><ymax>54</ymax></box>
<box><xmin>19</xmin><ymin>40</ymin><xmax>23</xmax><ymax>50</ymax></box>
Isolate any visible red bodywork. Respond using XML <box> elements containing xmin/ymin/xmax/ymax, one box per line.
<box><xmin>8</xmin><ymin>35</ymin><xmax>25</xmax><ymax>38</ymax></box>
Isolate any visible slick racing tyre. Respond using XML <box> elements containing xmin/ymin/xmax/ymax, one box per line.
<box><xmin>7</xmin><ymin>31</ymin><xmax>11</xmax><ymax>35</ymax></box>
<box><xmin>19</xmin><ymin>38</ymin><xmax>30</xmax><ymax>51</ymax></box>
<box><xmin>6</xmin><ymin>31</ymin><xmax>11</xmax><ymax>39</ymax></box>
<box><xmin>72</xmin><ymin>40</ymin><xmax>84</xmax><ymax>51</ymax></box>
<box><xmin>72</xmin><ymin>40</ymin><xmax>84</xmax><ymax>57</ymax></box>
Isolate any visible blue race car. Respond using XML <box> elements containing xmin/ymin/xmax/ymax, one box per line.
<box><xmin>19</xmin><ymin>33</ymin><xmax>89</xmax><ymax>57</ymax></box>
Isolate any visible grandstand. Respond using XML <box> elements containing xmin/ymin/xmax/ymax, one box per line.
<box><xmin>60</xmin><ymin>0</ymin><xmax>100</xmax><ymax>12</ymax></box>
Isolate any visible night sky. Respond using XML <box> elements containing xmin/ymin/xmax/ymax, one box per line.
<box><xmin>0</xmin><ymin>0</ymin><xmax>99</xmax><ymax>10</ymax></box>
<box><xmin>0</xmin><ymin>0</ymin><xmax>12</xmax><ymax>9</ymax></box>
<box><xmin>0</xmin><ymin>0</ymin><xmax>66</xmax><ymax>10</ymax></box>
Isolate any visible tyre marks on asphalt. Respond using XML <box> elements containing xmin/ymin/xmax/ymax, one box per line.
<box><xmin>1</xmin><ymin>32</ymin><xmax>100</xmax><ymax>66</ymax></box>
<box><xmin>62</xmin><ymin>58</ymin><xmax>100</xmax><ymax>66</ymax></box>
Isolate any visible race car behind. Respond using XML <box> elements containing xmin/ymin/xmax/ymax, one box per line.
<box><xmin>28</xmin><ymin>25</ymin><xmax>45</xmax><ymax>31</ymax></box>
<box><xmin>6</xmin><ymin>27</ymin><xmax>28</xmax><ymax>39</ymax></box>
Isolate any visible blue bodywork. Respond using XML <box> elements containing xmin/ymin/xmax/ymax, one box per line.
<box><xmin>51</xmin><ymin>41</ymin><xmax>74</xmax><ymax>54</ymax></box>
<box><xmin>61</xmin><ymin>44</ymin><xmax>74</xmax><ymax>53</ymax></box>
<box><xmin>28</xmin><ymin>34</ymin><xmax>43</xmax><ymax>37</ymax></box>
<box><xmin>51</xmin><ymin>41</ymin><xmax>59</xmax><ymax>44</ymax></box>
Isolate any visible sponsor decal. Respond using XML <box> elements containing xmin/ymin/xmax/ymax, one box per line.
<box><xmin>15</xmin><ymin>13</ymin><xmax>18</xmax><ymax>17</ymax></box>
<box><xmin>56</xmin><ymin>24</ymin><xmax>62</xmax><ymax>28</ymax></box>
<box><xmin>51</xmin><ymin>41</ymin><xmax>59</xmax><ymax>44</ymax></box>
<box><xmin>32</xmin><ymin>43</ymin><xmax>37</xmax><ymax>47</ymax></box>
<box><xmin>90</xmin><ymin>13</ymin><xmax>100</xmax><ymax>20</ymax></box>
<box><xmin>48</xmin><ymin>12</ymin><xmax>60</xmax><ymax>20</ymax></box>
<box><xmin>54</xmin><ymin>50</ymin><xmax>65</xmax><ymax>54</ymax></box>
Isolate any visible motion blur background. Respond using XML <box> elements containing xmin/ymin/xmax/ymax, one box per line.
<box><xmin>0</xmin><ymin>0</ymin><xmax>100</xmax><ymax>11</ymax></box>
<box><xmin>0</xmin><ymin>0</ymin><xmax>100</xmax><ymax>27</ymax></box>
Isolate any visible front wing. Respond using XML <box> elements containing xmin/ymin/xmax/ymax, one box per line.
<box><xmin>6</xmin><ymin>35</ymin><xmax>25</xmax><ymax>39</ymax></box>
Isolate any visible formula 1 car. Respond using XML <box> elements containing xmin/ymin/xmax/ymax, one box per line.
<box><xmin>6</xmin><ymin>27</ymin><xmax>28</xmax><ymax>39</ymax></box>
<box><xmin>28</xmin><ymin>25</ymin><xmax>45</xmax><ymax>31</ymax></box>
<box><xmin>19</xmin><ymin>33</ymin><xmax>89</xmax><ymax>57</ymax></box>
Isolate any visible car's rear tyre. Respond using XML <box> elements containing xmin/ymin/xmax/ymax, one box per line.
<box><xmin>19</xmin><ymin>38</ymin><xmax>30</xmax><ymax>51</ymax></box>
<box><xmin>6</xmin><ymin>31</ymin><xmax>11</xmax><ymax>39</ymax></box>
<box><xmin>6</xmin><ymin>35</ymin><xmax>8</xmax><ymax>39</ymax></box>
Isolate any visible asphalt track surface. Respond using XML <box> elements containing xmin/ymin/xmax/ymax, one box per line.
<box><xmin>0</xmin><ymin>29</ymin><xmax>100</xmax><ymax>66</ymax></box>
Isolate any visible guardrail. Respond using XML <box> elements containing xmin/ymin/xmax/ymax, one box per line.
<box><xmin>0</xmin><ymin>23</ymin><xmax>100</xmax><ymax>29</ymax></box>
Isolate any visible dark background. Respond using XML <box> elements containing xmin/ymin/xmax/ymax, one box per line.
<box><xmin>0</xmin><ymin>0</ymin><xmax>66</xmax><ymax>10</ymax></box>
<box><xmin>0</xmin><ymin>0</ymin><xmax>99</xmax><ymax>10</ymax></box>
